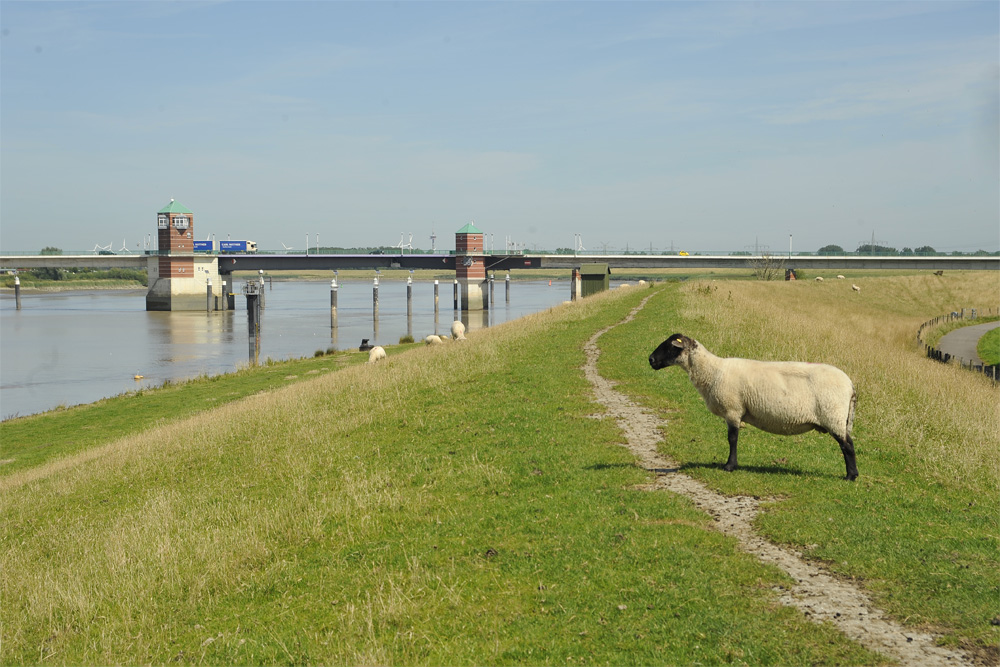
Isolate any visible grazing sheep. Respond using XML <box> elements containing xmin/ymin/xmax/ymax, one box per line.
<box><xmin>648</xmin><ymin>334</ymin><xmax>859</xmax><ymax>480</ymax></box>
<box><xmin>367</xmin><ymin>346</ymin><xmax>386</xmax><ymax>363</ymax></box>
<box><xmin>852</xmin><ymin>284</ymin><xmax>861</xmax><ymax>293</ymax></box>
<box><xmin>836</xmin><ymin>275</ymin><xmax>846</xmax><ymax>280</ymax></box>
<box><xmin>451</xmin><ymin>320</ymin><xmax>467</xmax><ymax>340</ymax></box>
<box><xmin>814</xmin><ymin>276</ymin><xmax>824</xmax><ymax>282</ymax></box>
<box><xmin>424</xmin><ymin>334</ymin><xmax>443</xmax><ymax>345</ymax></box>
<box><xmin>934</xmin><ymin>270</ymin><xmax>944</xmax><ymax>276</ymax></box>
<box><xmin>638</xmin><ymin>279</ymin><xmax>647</xmax><ymax>286</ymax></box>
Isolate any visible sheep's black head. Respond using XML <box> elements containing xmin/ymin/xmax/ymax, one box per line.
<box><xmin>649</xmin><ymin>334</ymin><xmax>696</xmax><ymax>370</ymax></box>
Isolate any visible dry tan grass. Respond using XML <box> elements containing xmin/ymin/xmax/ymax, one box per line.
<box><xmin>676</xmin><ymin>272</ymin><xmax>1000</xmax><ymax>491</ymax></box>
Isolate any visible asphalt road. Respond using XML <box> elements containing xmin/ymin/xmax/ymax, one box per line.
<box><xmin>937</xmin><ymin>321</ymin><xmax>1000</xmax><ymax>365</ymax></box>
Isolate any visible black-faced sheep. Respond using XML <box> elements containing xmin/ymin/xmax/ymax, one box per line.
<box><xmin>649</xmin><ymin>334</ymin><xmax>859</xmax><ymax>480</ymax></box>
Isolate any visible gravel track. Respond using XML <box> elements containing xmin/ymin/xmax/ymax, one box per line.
<box><xmin>582</xmin><ymin>293</ymin><xmax>972</xmax><ymax>666</ymax></box>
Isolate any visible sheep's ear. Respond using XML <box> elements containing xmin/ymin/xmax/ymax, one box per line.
<box><xmin>671</xmin><ymin>338</ymin><xmax>686</xmax><ymax>349</ymax></box>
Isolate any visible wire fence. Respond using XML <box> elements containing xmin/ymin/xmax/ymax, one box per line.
<box><xmin>917</xmin><ymin>307</ymin><xmax>999</xmax><ymax>382</ymax></box>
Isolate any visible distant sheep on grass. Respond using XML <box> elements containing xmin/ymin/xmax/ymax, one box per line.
<box><xmin>451</xmin><ymin>320</ymin><xmax>467</xmax><ymax>340</ymax></box>
<box><xmin>852</xmin><ymin>284</ymin><xmax>861</xmax><ymax>293</ymax></box>
<box><xmin>424</xmin><ymin>335</ymin><xmax>443</xmax><ymax>345</ymax></box>
<box><xmin>367</xmin><ymin>346</ymin><xmax>386</xmax><ymax>363</ymax></box>
<box><xmin>649</xmin><ymin>334</ymin><xmax>859</xmax><ymax>480</ymax></box>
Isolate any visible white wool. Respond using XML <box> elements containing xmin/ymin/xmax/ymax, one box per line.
<box><xmin>424</xmin><ymin>335</ymin><xmax>443</xmax><ymax>345</ymax></box>
<box><xmin>674</xmin><ymin>340</ymin><xmax>855</xmax><ymax>440</ymax></box>
<box><xmin>367</xmin><ymin>346</ymin><xmax>386</xmax><ymax>363</ymax></box>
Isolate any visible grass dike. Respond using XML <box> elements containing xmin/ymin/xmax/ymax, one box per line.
<box><xmin>2</xmin><ymin>272</ymin><xmax>998</xmax><ymax>665</ymax></box>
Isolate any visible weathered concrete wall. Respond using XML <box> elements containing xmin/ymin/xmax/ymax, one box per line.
<box><xmin>145</xmin><ymin>256</ymin><xmax>220</xmax><ymax>311</ymax></box>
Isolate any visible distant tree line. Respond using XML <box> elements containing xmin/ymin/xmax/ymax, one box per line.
<box><xmin>18</xmin><ymin>267</ymin><xmax>148</xmax><ymax>285</ymax></box>
<box><xmin>818</xmin><ymin>244</ymin><xmax>997</xmax><ymax>256</ymax></box>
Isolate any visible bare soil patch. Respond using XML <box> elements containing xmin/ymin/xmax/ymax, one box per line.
<box><xmin>583</xmin><ymin>293</ymin><xmax>974</xmax><ymax>666</ymax></box>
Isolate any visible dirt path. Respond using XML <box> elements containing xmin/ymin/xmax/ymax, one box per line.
<box><xmin>583</xmin><ymin>293</ymin><xmax>972</xmax><ymax>666</ymax></box>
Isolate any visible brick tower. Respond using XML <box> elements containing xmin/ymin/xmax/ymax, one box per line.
<box><xmin>146</xmin><ymin>200</ymin><xmax>219</xmax><ymax>311</ymax></box>
<box><xmin>455</xmin><ymin>222</ymin><xmax>486</xmax><ymax>310</ymax></box>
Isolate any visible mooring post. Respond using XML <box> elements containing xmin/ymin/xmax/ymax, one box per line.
<box><xmin>14</xmin><ymin>274</ymin><xmax>21</xmax><ymax>310</ymax></box>
<box><xmin>246</xmin><ymin>284</ymin><xmax>261</xmax><ymax>365</ymax></box>
<box><xmin>505</xmin><ymin>271</ymin><xmax>510</xmax><ymax>304</ymax></box>
<box><xmin>489</xmin><ymin>272</ymin><xmax>495</xmax><ymax>308</ymax></box>
<box><xmin>453</xmin><ymin>278</ymin><xmax>459</xmax><ymax>312</ymax></box>
<box><xmin>330</xmin><ymin>278</ymin><xmax>338</xmax><ymax>327</ymax></box>
<box><xmin>221</xmin><ymin>281</ymin><xmax>227</xmax><ymax>311</ymax></box>
<box><xmin>258</xmin><ymin>270</ymin><xmax>265</xmax><ymax>309</ymax></box>
<box><xmin>207</xmin><ymin>277</ymin><xmax>213</xmax><ymax>312</ymax></box>
<box><xmin>433</xmin><ymin>279</ymin><xmax>440</xmax><ymax>335</ymax></box>
<box><xmin>406</xmin><ymin>272</ymin><xmax>413</xmax><ymax>319</ymax></box>
<box><xmin>373</xmin><ymin>274</ymin><xmax>379</xmax><ymax>318</ymax></box>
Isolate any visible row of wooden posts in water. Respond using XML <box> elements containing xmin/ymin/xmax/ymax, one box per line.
<box><xmin>239</xmin><ymin>271</ymin><xmax>515</xmax><ymax>364</ymax></box>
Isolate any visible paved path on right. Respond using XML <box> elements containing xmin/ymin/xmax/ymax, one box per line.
<box><xmin>937</xmin><ymin>321</ymin><xmax>1000</xmax><ymax>365</ymax></box>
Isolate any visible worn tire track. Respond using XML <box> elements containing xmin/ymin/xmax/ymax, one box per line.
<box><xmin>583</xmin><ymin>293</ymin><xmax>971</xmax><ymax>666</ymax></box>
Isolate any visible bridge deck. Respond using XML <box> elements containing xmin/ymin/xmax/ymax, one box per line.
<box><xmin>2</xmin><ymin>253</ymin><xmax>997</xmax><ymax>273</ymax></box>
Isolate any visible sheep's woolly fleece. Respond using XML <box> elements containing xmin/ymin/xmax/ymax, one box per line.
<box><xmin>583</xmin><ymin>292</ymin><xmax>974</xmax><ymax>666</ymax></box>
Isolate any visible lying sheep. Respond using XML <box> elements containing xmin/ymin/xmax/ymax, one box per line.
<box><xmin>367</xmin><ymin>346</ymin><xmax>386</xmax><ymax>363</ymax></box>
<box><xmin>424</xmin><ymin>334</ymin><xmax>443</xmax><ymax>345</ymax></box>
<box><xmin>814</xmin><ymin>276</ymin><xmax>824</xmax><ymax>282</ymax></box>
<box><xmin>451</xmin><ymin>320</ymin><xmax>467</xmax><ymax>340</ymax></box>
<box><xmin>648</xmin><ymin>334</ymin><xmax>859</xmax><ymax>480</ymax></box>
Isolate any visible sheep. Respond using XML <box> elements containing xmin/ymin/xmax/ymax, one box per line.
<box><xmin>836</xmin><ymin>275</ymin><xmax>846</xmax><ymax>280</ymax></box>
<box><xmin>451</xmin><ymin>320</ymin><xmax>467</xmax><ymax>340</ymax></box>
<box><xmin>852</xmin><ymin>284</ymin><xmax>861</xmax><ymax>293</ymax></box>
<box><xmin>648</xmin><ymin>334</ymin><xmax>859</xmax><ymax>480</ymax></box>
<box><xmin>814</xmin><ymin>276</ymin><xmax>824</xmax><ymax>282</ymax></box>
<box><xmin>367</xmin><ymin>346</ymin><xmax>386</xmax><ymax>363</ymax></box>
<box><xmin>424</xmin><ymin>334</ymin><xmax>443</xmax><ymax>345</ymax></box>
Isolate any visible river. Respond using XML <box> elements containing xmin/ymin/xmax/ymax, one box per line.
<box><xmin>0</xmin><ymin>278</ymin><xmax>577</xmax><ymax>420</ymax></box>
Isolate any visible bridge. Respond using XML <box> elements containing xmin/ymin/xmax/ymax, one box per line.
<box><xmin>3</xmin><ymin>252</ymin><xmax>998</xmax><ymax>273</ymax></box>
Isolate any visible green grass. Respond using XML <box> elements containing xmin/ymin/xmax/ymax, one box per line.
<box><xmin>599</xmin><ymin>274</ymin><xmax>999</xmax><ymax>659</ymax></box>
<box><xmin>3</xmin><ymin>274</ymin><xmax>998</xmax><ymax>665</ymax></box>
<box><xmin>1</xmin><ymin>287</ymin><xmax>881</xmax><ymax>665</ymax></box>
<box><xmin>0</xmin><ymin>349</ymin><xmax>382</xmax><ymax>475</ymax></box>
<box><xmin>977</xmin><ymin>326</ymin><xmax>1000</xmax><ymax>365</ymax></box>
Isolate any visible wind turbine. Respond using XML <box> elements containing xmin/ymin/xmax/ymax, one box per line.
<box><xmin>280</xmin><ymin>242</ymin><xmax>294</xmax><ymax>252</ymax></box>
<box><xmin>118</xmin><ymin>236</ymin><xmax>131</xmax><ymax>254</ymax></box>
<box><xmin>92</xmin><ymin>242</ymin><xmax>113</xmax><ymax>254</ymax></box>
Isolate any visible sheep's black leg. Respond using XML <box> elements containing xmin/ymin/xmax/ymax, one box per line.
<box><xmin>834</xmin><ymin>434</ymin><xmax>859</xmax><ymax>481</ymax></box>
<box><xmin>723</xmin><ymin>423</ymin><xmax>739</xmax><ymax>472</ymax></box>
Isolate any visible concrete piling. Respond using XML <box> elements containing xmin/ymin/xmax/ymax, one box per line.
<box><xmin>330</xmin><ymin>278</ymin><xmax>338</xmax><ymax>327</ymax></box>
<box><xmin>14</xmin><ymin>275</ymin><xmax>21</xmax><ymax>310</ymax></box>
<box><xmin>246</xmin><ymin>285</ymin><xmax>261</xmax><ymax>364</ymax></box>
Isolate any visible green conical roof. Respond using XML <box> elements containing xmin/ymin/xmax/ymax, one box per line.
<box><xmin>456</xmin><ymin>222</ymin><xmax>482</xmax><ymax>235</ymax></box>
<box><xmin>158</xmin><ymin>200</ymin><xmax>193</xmax><ymax>214</ymax></box>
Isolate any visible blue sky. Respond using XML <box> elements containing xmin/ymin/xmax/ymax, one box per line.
<box><xmin>1</xmin><ymin>1</ymin><xmax>997</xmax><ymax>254</ymax></box>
